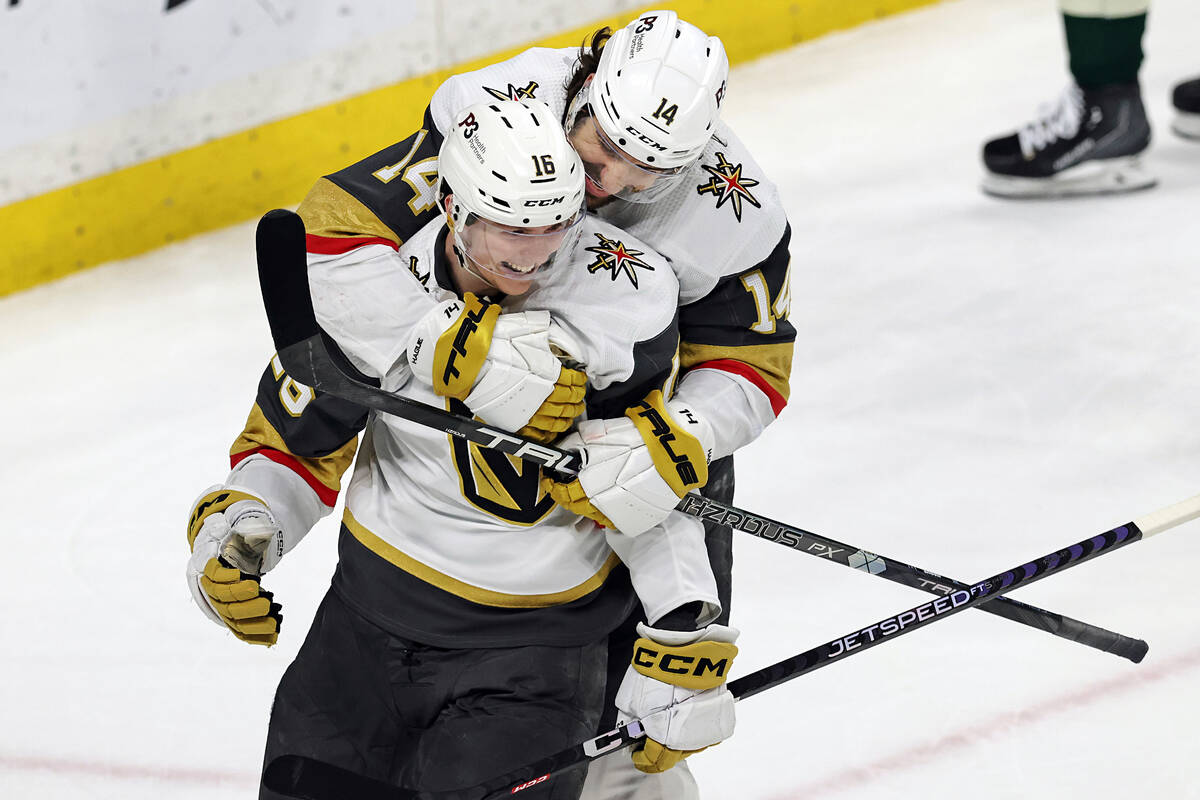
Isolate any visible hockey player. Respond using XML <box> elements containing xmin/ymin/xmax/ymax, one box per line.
<box><xmin>430</xmin><ymin>15</ymin><xmax>793</xmax><ymax>796</ymax></box>
<box><xmin>277</xmin><ymin>11</ymin><xmax>793</xmax><ymax>797</ymax></box>
<box><xmin>981</xmin><ymin>0</ymin><xmax>1200</xmax><ymax>197</ymax></box>
<box><xmin>186</xmin><ymin>99</ymin><xmax>738</xmax><ymax>799</ymax></box>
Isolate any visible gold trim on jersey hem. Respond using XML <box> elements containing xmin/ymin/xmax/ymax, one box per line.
<box><xmin>343</xmin><ymin>508</ymin><xmax>620</xmax><ymax>608</ymax></box>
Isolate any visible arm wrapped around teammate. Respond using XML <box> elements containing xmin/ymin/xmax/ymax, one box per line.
<box><xmin>542</xmin><ymin>390</ymin><xmax>714</xmax><ymax>536</ymax></box>
<box><xmin>185</xmin><ymin>486</ymin><xmax>286</xmax><ymax>646</ymax></box>
<box><xmin>406</xmin><ymin>292</ymin><xmax>586</xmax><ymax>441</ymax></box>
<box><xmin>616</xmin><ymin>621</ymin><xmax>739</xmax><ymax>773</ymax></box>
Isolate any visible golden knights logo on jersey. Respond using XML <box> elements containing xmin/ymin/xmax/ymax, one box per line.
<box><xmin>447</xmin><ymin>399</ymin><xmax>555</xmax><ymax>525</ymax></box>
<box><xmin>696</xmin><ymin>152</ymin><xmax>762</xmax><ymax>222</ymax></box>
<box><xmin>483</xmin><ymin>80</ymin><xmax>539</xmax><ymax>102</ymax></box>
<box><xmin>407</xmin><ymin>255</ymin><xmax>430</xmax><ymax>288</ymax></box>
<box><xmin>584</xmin><ymin>233</ymin><xmax>654</xmax><ymax>289</ymax></box>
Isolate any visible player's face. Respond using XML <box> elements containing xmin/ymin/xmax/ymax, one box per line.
<box><xmin>567</xmin><ymin>115</ymin><xmax>682</xmax><ymax>208</ymax></box>
<box><xmin>456</xmin><ymin>211</ymin><xmax>584</xmax><ymax>296</ymax></box>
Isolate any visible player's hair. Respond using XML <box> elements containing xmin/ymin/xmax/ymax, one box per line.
<box><xmin>562</xmin><ymin>27</ymin><xmax>612</xmax><ymax>125</ymax></box>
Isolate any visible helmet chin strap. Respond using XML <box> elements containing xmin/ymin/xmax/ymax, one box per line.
<box><xmin>450</xmin><ymin>229</ymin><xmax>540</xmax><ymax>295</ymax></box>
<box><xmin>445</xmin><ymin>201</ymin><xmax>552</xmax><ymax>290</ymax></box>
<box><xmin>451</xmin><ymin>234</ymin><xmax>499</xmax><ymax>292</ymax></box>
<box><xmin>444</xmin><ymin>207</ymin><xmax>500</xmax><ymax>292</ymax></box>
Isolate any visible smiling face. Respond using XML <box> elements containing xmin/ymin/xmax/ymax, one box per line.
<box><xmin>445</xmin><ymin>194</ymin><xmax>585</xmax><ymax>296</ymax></box>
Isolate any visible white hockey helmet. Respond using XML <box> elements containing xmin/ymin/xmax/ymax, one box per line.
<box><xmin>438</xmin><ymin>100</ymin><xmax>586</xmax><ymax>284</ymax></box>
<box><xmin>566</xmin><ymin>11</ymin><xmax>728</xmax><ymax>203</ymax></box>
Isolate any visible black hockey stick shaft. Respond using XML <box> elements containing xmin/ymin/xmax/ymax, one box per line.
<box><xmin>674</xmin><ymin>496</ymin><xmax>1146</xmax><ymax>660</ymax></box>
<box><xmin>263</xmin><ymin>494</ymin><xmax>1200</xmax><ymax>800</ymax></box>
<box><xmin>256</xmin><ymin>208</ymin><xmax>1145</xmax><ymax>662</ymax></box>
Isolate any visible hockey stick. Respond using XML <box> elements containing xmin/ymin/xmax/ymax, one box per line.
<box><xmin>255</xmin><ymin>208</ymin><xmax>1146</xmax><ymax>663</ymax></box>
<box><xmin>263</xmin><ymin>493</ymin><xmax>1200</xmax><ymax>800</ymax></box>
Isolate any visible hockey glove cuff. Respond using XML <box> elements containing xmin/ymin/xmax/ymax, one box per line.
<box><xmin>406</xmin><ymin>293</ymin><xmax>586</xmax><ymax>436</ymax></box>
<box><xmin>616</xmin><ymin>622</ymin><xmax>739</xmax><ymax>773</ymax></box>
<box><xmin>542</xmin><ymin>391</ymin><xmax>713</xmax><ymax>536</ymax></box>
<box><xmin>186</xmin><ymin>486</ymin><xmax>285</xmax><ymax>646</ymax></box>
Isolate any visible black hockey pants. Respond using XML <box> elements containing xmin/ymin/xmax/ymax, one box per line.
<box><xmin>259</xmin><ymin>589</ymin><xmax>606</xmax><ymax>799</ymax></box>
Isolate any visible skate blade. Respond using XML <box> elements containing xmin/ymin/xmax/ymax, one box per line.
<box><xmin>1171</xmin><ymin>112</ymin><xmax>1200</xmax><ymax>141</ymax></box>
<box><xmin>981</xmin><ymin>155</ymin><xmax>1158</xmax><ymax>199</ymax></box>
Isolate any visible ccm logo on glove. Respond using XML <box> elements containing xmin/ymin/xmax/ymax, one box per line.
<box><xmin>632</xmin><ymin>637</ymin><xmax>737</xmax><ymax>690</ymax></box>
<box><xmin>616</xmin><ymin>622</ymin><xmax>740</xmax><ymax>774</ymax></box>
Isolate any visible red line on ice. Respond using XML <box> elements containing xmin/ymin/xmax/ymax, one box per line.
<box><xmin>4</xmin><ymin>648</ymin><xmax>1197</xmax><ymax>790</ymax></box>
<box><xmin>0</xmin><ymin>753</ymin><xmax>256</xmax><ymax>786</ymax></box>
<box><xmin>770</xmin><ymin>645</ymin><xmax>1200</xmax><ymax>799</ymax></box>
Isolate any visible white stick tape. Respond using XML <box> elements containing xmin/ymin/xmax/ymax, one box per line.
<box><xmin>1132</xmin><ymin>494</ymin><xmax>1200</xmax><ymax>538</ymax></box>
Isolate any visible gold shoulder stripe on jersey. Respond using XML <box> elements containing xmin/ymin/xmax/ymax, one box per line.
<box><xmin>679</xmin><ymin>341</ymin><xmax>793</xmax><ymax>404</ymax></box>
<box><xmin>297</xmin><ymin>178</ymin><xmax>401</xmax><ymax>246</ymax></box>
<box><xmin>229</xmin><ymin>402</ymin><xmax>360</xmax><ymax>494</ymax></box>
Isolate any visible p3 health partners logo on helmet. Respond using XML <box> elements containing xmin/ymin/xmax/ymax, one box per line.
<box><xmin>630</xmin><ymin>14</ymin><xmax>658</xmax><ymax>54</ymax></box>
<box><xmin>455</xmin><ymin>112</ymin><xmax>489</xmax><ymax>166</ymax></box>
<box><xmin>457</xmin><ymin>112</ymin><xmax>488</xmax><ymax>160</ymax></box>
<box><xmin>696</xmin><ymin>152</ymin><xmax>761</xmax><ymax>222</ymax></box>
<box><xmin>583</xmin><ymin>232</ymin><xmax>654</xmax><ymax>289</ymax></box>
<box><xmin>458</xmin><ymin>111</ymin><xmax>480</xmax><ymax>139</ymax></box>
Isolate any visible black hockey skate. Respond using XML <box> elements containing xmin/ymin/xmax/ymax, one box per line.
<box><xmin>981</xmin><ymin>82</ymin><xmax>1154</xmax><ymax>198</ymax></box>
<box><xmin>1171</xmin><ymin>76</ymin><xmax>1200</xmax><ymax>140</ymax></box>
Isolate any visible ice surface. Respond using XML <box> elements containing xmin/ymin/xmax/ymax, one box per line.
<box><xmin>2</xmin><ymin>0</ymin><xmax>1198</xmax><ymax>796</ymax></box>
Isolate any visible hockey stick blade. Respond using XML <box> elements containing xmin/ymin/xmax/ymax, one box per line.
<box><xmin>265</xmin><ymin>494</ymin><xmax>1199</xmax><ymax>800</ymax></box>
<box><xmin>263</xmin><ymin>754</ymin><xmax>417</xmax><ymax>800</ymax></box>
<box><xmin>256</xmin><ymin>209</ymin><xmax>318</xmax><ymax>355</ymax></box>
<box><xmin>254</xmin><ymin>208</ymin><xmax>1146</xmax><ymax>662</ymax></box>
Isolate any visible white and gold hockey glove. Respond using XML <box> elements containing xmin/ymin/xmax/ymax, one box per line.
<box><xmin>542</xmin><ymin>390</ymin><xmax>713</xmax><ymax>535</ymax></box>
<box><xmin>406</xmin><ymin>293</ymin><xmax>586</xmax><ymax>443</ymax></box>
<box><xmin>186</xmin><ymin>486</ymin><xmax>285</xmax><ymax>646</ymax></box>
<box><xmin>616</xmin><ymin>622</ymin><xmax>739</xmax><ymax>774</ymax></box>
